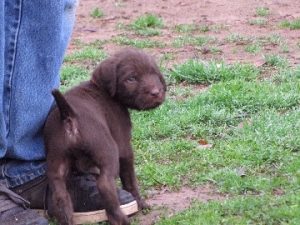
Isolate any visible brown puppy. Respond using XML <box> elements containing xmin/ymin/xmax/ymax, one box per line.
<box><xmin>43</xmin><ymin>48</ymin><xmax>166</xmax><ymax>225</ymax></box>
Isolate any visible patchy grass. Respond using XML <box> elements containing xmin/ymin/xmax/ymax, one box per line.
<box><xmin>174</xmin><ymin>23</ymin><xmax>209</xmax><ymax>33</ymax></box>
<box><xmin>60</xmin><ymin>65</ymin><xmax>89</xmax><ymax>92</ymax></box>
<box><xmin>280</xmin><ymin>18</ymin><xmax>300</xmax><ymax>30</ymax></box>
<box><xmin>130</xmin><ymin>14</ymin><xmax>163</xmax><ymax>36</ymax></box>
<box><xmin>113</xmin><ymin>36</ymin><xmax>165</xmax><ymax>48</ymax></box>
<box><xmin>64</xmin><ymin>46</ymin><xmax>107</xmax><ymax>64</ymax></box>
<box><xmin>255</xmin><ymin>7</ymin><xmax>270</xmax><ymax>17</ymax></box>
<box><xmin>249</xmin><ymin>18</ymin><xmax>267</xmax><ymax>26</ymax></box>
<box><xmin>168</xmin><ymin>60</ymin><xmax>259</xmax><ymax>84</ymax></box>
<box><xmin>172</xmin><ymin>35</ymin><xmax>214</xmax><ymax>48</ymax></box>
<box><xmin>264</xmin><ymin>54</ymin><xmax>289</xmax><ymax>68</ymax></box>
<box><xmin>226</xmin><ymin>33</ymin><xmax>252</xmax><ymax>44</ymax></box>
<box><xmin>157</xmin><ymin>193</ymin><xmax>300</xmax><ymax>225</ymax></box>
<box><xmin>245</xmin><ymin>42</ymin><xmax>261</xmax><ymax>54</ymax></box>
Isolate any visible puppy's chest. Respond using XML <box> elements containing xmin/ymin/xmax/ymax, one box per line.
<box><xmin>104</xmin><ymin>108</ymin><xmax>132</xmax><ymax>145</ymax></box>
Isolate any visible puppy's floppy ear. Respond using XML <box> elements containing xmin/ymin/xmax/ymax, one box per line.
<box><xmin>92</xmin><ymin>57</ymin><xmax>117</xmax><ymax>97</ymax></box>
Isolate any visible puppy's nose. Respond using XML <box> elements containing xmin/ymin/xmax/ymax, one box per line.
<box><xmin>150</xmin><ymin>88</ymin><xmax>160</xmax><ymax>97</ymax></box>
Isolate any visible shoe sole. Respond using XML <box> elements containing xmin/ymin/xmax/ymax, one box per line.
<box><xmin>36</xmin><ymin>200</ymin><xmax>138</xmax><ymax>224</ymax></box>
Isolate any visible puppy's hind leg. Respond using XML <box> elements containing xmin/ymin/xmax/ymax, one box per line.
<box><xmin>91</xmin><ymin>141</ymin><xmax>129</xmax><ymax>225</ymax></box>
<box><xmin>47</xmin><ymin>157</ymin><xmax>74</xmax><ymax>225</ymax></box>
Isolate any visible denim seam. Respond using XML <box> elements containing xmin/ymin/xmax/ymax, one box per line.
<box><xmin>5</xmin><ymin>166</ymin><xmax>46</xmax><ymax>188</ymax></box>
<box><xmin>5</xmin><ymin>0</ymin><xmax>23</xmax><ymax>139</ymax></box>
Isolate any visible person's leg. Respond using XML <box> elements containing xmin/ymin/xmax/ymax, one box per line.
<box><xmin>0</xmin><ymin>1</ymin><xmax>138</xmax><ymax>224</ymax></box>
<box><xmin>1</xmin><ymin>0</ymin><xmax>78</xmax><ymax>188</ymax></box>
<box><xmin>0</xmin><ymin>0</ymin><xmax>7</xmax><ymax>159</ymax></box>
<box><xmin>0</xmin><ymin>1</ymin><xmax>77</xmax><ymax>224</ymax></box>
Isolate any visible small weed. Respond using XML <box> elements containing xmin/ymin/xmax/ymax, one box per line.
<box><xmin>90</xmin><ymin>8</ymin><xmax>104</xmax><ymax>18</ymax></box>
<box><xmin>280</xmin><ymin>18</ymin><xmax>300</xmax><ymax>29</ymax></box>
<box><xmin>264</xmin><ymin>54</ymin><xmax>288</xmax><ymax>68</ymax></box>
<box><xmin>256</xmin><ymin>7</ymin><xmax>270</xmax><ymax>17</ymax></box>
<box><xmin>132</xmin><ymin>14</ymin><xmax>163</xmax><ymax>29</ymax></box>
<box><xmin>130</xmin><ymin>14</ymin><xmax>163</xmax><ymax>36</ymax></box>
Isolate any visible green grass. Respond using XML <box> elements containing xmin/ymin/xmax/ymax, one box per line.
<box><xmin>245</xmin><ymin>42</ymin><xmax>261</xmax><ymax>54</ymax></box>
<box><xmin>172</xmin><ymin>35</ymin><xmax>214</xmax><ymax>48</ymax></box>
<box><xmin>174</xmin><ymin>24</ymin><xmax>209</xmax><ymax>33</ymax></box>
<box><xmin>226</xmin><ymin>33</ymin><xmax>252</xmax><ymax>44</ymax></box>
<box><xmin>157</xmin><ymin>193</ymin><xmax>300</xmax><ymax>225</ymax></box>
<box><xmin>264</xmin><ymin>54</ymin><xmax>288</xmax><ymax>68</ymax></box>
<box><xmin>113</xmin><ymin>36</ymin><xmax>165</xmax><ymax>48</ymax></box>
<box><xmin>90</xmin><ymin>8</ymin><xmax>104</xmax><ymax>18</ymax></box>
<box><xmin>130</xmin><ymin>14</ymin><xmax>163</xmax><ymax>36</ymax></box>
<box><xmin>280</xmin><ymin>18</ymin><xmax>300</xmax><ymax>30</ymax></box>
<box><xmin>64</xmin><ymin>46</ymin><xmax>107</xmax><ymax>63</ymax></box>
<box><xmin>168</xmin><ymin>60</ymin><xmax>259</xmax><ymax>84</ymax></box>
<box><xmin>255</xmin><ymin>7</ymin><xmax>270</xmax><ymax>17</ymax></box>
<box><xmin>60</xmin><ymin>65</ymin><xmax>89</xmax><ymax>91</ymax></box>
<box><xmin>249</xmin><ymin>18</ymin><xmax>267</xmax><ymax>26</ymax></box>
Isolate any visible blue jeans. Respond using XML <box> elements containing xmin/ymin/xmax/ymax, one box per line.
<box><xmin>0</xmin><ymin>0</ymin><xmax>78</xmax><ymax>188</ymax></box>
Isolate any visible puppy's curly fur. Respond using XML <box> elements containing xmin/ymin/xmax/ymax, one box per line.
<box><xmin>44</xmin><ymin>48</ymin><xmax>166</xmax><ymax>225</ymax></box>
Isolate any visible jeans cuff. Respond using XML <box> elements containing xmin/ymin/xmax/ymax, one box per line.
<box><xmin>0</xmin><ymin>160</ymin><xmax>46</xmax><ymax>188</ymax></box>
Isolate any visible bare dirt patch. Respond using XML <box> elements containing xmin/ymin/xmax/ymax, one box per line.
<box><xmin>134</xmin><ymin>185</ymin><xmax>225</xmax><ymax>225</ymax></box>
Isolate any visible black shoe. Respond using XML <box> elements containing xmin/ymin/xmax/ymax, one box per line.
<box><xmin>12</xmin><ymin>174</ymin><xmax>138</xmax><ymax>224</ymax></box>
<box><xmin>0</xmin><ymin>183</ymin><xmax>48</xmax><ymax>225</ymax></box>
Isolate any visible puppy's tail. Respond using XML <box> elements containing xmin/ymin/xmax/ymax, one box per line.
<box><xmin>52</xmin><ymin>89</ymin><xmax>76</xmax><ymax>120</ymax></box>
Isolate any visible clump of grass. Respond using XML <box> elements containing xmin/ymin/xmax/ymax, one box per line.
<box><xmin>113</xmin><ymin>36</ymin><xmax>165</xmax><ymax>48</ymax></box>
<box><xmin>264</xmin><ymin>54</ymin><xmax>288</xmax><ymax>68</ymax></box>
<box><xmin>249</xmin><ymin>18</ymin><xmax>267</xmax><ymax>26</ymax></box>
<box><xmin>90</xmin><ymin>8</ymin><xmax>104</xmax><ymax>18</ymax></box>
<box><xmin>245</xmin><ymin>42</ymin><xmax>261</xmax><ymax>54</ymax></box>
<box><xmin>256</xmin><ymin>7</ymin><xmax>270</xmax><ymax>17</ymax></box>
<box><xmin>169</xmin><ymin>59</ymin><xmax>259</xmax><ymax>84</ymax></box>
<box><xmin>260</xmin><ymin>34</ymin><xmax>283</xmax><ymax>46</ymax></box>
<box><xmin>226</xmin><ymin>33</ymin><xmax>252</xmax><ymax>44</ymax></box>
<box><xmin>130</xmin><ymin>13</ymin><xmax>163</xmax><ymax>36</ymax></box>
<box><xmin>280</xmin><ymin>18</ymin><xmax>300</xmax><ymax>30</ymax></box>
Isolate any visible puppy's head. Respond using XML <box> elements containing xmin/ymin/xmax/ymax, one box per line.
<box><xmin>92</xmin><ymin>48</ymin><xmax>166</xmax><ymax>110</ymax></box>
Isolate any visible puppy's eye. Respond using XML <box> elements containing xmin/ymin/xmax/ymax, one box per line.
<box><xmin>126</xmin><ymin>76</ymin><xmax>137</xmax><ymax>82</ymax></box>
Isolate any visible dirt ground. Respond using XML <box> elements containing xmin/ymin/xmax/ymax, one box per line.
<box><xmin>71</xmin><ymin>0</ymin><xmax>300</xmax><ymax>66</ymax></box>
<box><xmin>69</xmin><ymin>0</ymin><xmax>299</xmax><ymax>224</ymax></box>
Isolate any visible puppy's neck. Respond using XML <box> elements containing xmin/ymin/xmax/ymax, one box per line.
<box><xmin>90</xmin><ymin>77</ymin><xmax>100</xmax><ymax>89</ymax></box>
